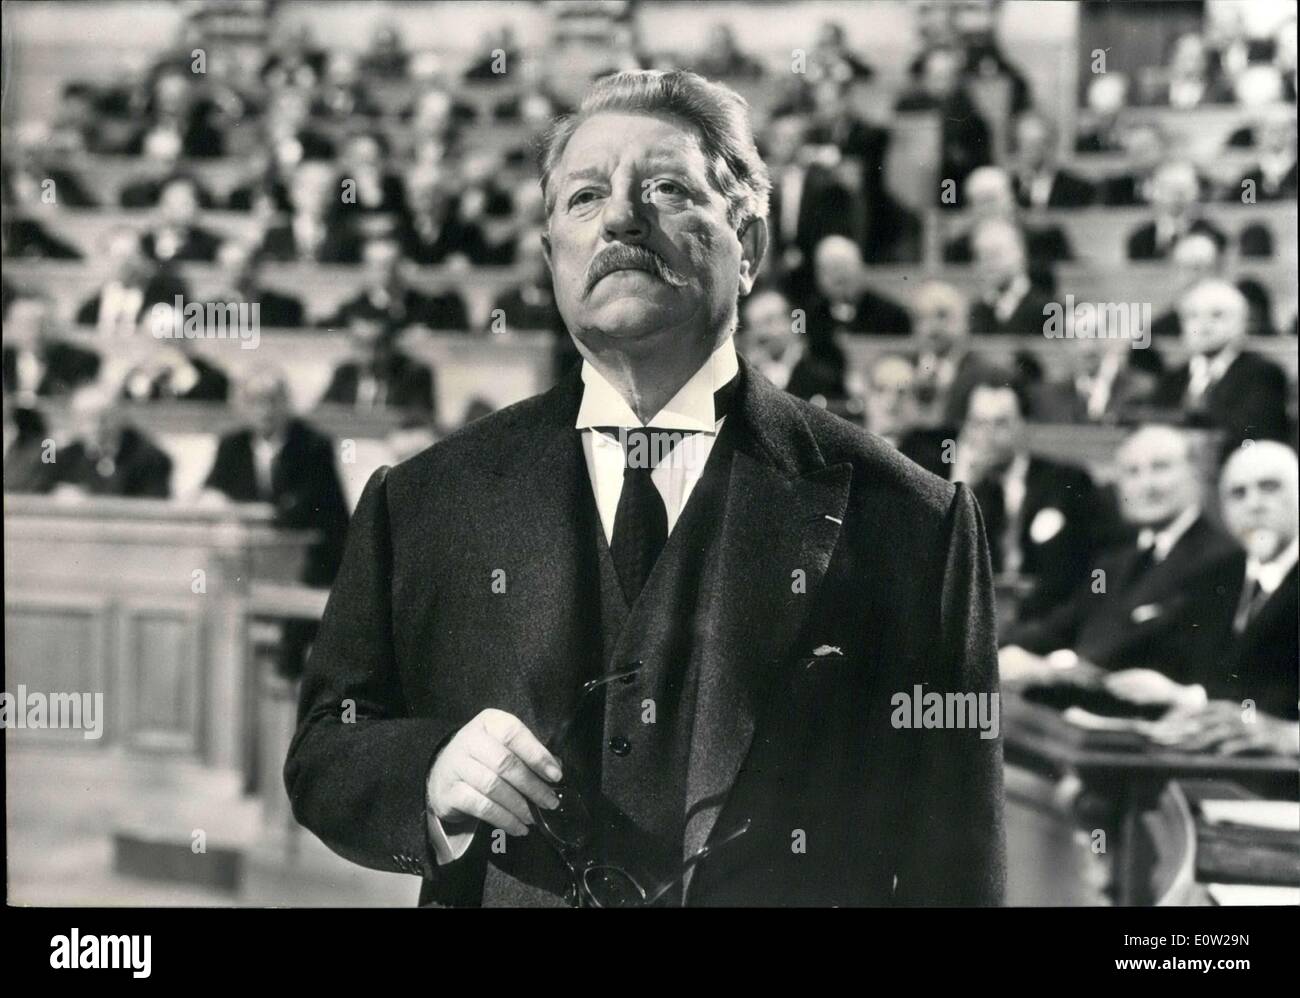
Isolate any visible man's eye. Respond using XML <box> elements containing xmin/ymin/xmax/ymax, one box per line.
<box><xmin>568</xmin><ymin>190</ymin><xmax>600</xmax><ymax>208</ymax></box>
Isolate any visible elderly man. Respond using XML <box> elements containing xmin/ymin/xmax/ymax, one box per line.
<box><xmin>943</xmin><ymin>166</ymin><xmax>1073</xmax><ymax>270</ymax></box>
<box><xmin>1009</xmin><ymin>112</ymin><xmax>1095</xmax><ymax>210</ymax></box>
<box><xmin>286</xmin><ymin>70</ymin><xmax>1004</xmax><ymax>908</ymax></box>
<box><xmin>1120</xmin><ymin>442</ymin><xmax>1298</xmax><ymax>757</ymax></box>
<box><xmin>53</xmin><ymin>385</ymin><xmax>173</xmax><ymax>498</ymax></box>
<box><xmin>911</xmin><ymin>280</ymin><xmax>991</xmax><ymax>426</ymax></box>
<box><xmin>805</xmin><ymin>234</ymin><xmax>912</xmax><ymax>353</ymax></box>
<box><xmin>1152</xmin><ymin>279</ymin><xmax>1290</xmax><ymax>447</ymax></box>
<box><xmin>999</xmin><ymin>426</ymin><xmax>1243</xmax><ymax>697</ymax></box>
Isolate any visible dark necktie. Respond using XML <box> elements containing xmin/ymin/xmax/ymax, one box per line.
<box><xmin>1233</xmin><ymin>575</ymin><xmax>1268</xmax><ymax>634</ymax></box>
<box><xmin>598</xmin><ymin>377</ymin><xmax>737</xmax><ymax>603</ymax></box>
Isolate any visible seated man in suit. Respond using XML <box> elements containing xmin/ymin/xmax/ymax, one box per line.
<box><xmin>120</xmin><ymin>306</ymin><xmax>229</xmax><ymax>402</ymax></box>
<box><xmin>944</xmin><ymin>166</ymin><xmax>1073</xmax><ymax>275</ymax></box>
<box><xmin>1126</xmin><ymin>161</ymin><xmax>1226</xmax><ymax>260</ymax></box>
<box><xmin>202</xmin><ymin>370</ymin><xmax>350</xmax><ymax>677</ymax></box>
<box><xmin>323</xmin><ymin>237</ymin><xmax>469</xmax><ymax>333</ymax></box>
<box><xmin>967</xmin><ymin>220</ymin><xmax>1056</xmax><ymax>336</ymax></box>
<box><xmin>1152</xmin><ymin>279</ymin><xmax>1290</xmax><ymax>448</ymax></box>
<box><xmin>942</xmin><ymin>373</ymin><xmax>1107</xmax><ymax>623</ymax></box>
<box><xmin>258</xmin><ymin>162</ymin><xmax>360</xmax><ymax>265</ymax></box>
<box><xmin>53</xmin><ymin>385</ymin><xmax>172</xmax><ymax>498</ymax></box>
<box><xmin>487</xmin><ymin>228</ymin><xmax>565</xmax><ymax>334</ymax></box>
<box><xmin>804</xmin><ymin>235</ymin><xmax>911</xmax><ymax>360</ymax></box>
<box><xmin>1118</xmin><ymin>441</ymin><xmax>1299</xmax><ymax>757</ymax></box>
<box><xmin>207</xmin><ymin>240</ymin><xmax>306</xmax><ymax>329</ymax></box>
<box><xmin>1100</xmin><ymin>121</ymin><xmax>1166</xmax><ymax>206</ymax></box>
<box><xmin>1009</xmin><ymin>111</ymin><xmax>1094</xmax><ymax>210</ymax></box>
<box><xmin>1231</xmin><ymin>108</ymin><xmax>1297</xmax><ymax>203</ymax></box>
<box><xmin>320</xmin><ymin>314</ymin><xmax>436</xmax><ymax>416</ymax></box>
<box><xmin>1030</xmin><ymin>310</ymin><xmax>1161</xmax><ymax>424</ymax></box>
<box><xmin>140</xmin><ymin>175</ymin><xmax>223</xmax><ymax>264</ymax></box>
<box><xmin>738</xmin><ymin>286</ymin><xmax>849</xmax><ymax>408</ymax></box>
<box><xmin>2</xmin><ymin>295</ymin><xmax>101</xmax><ymax>400</ymax></box>
<box><xmin>75</xmin><ymin>227</ymin><xmax>188</xmax><ymax>335</ymax></box>
<box><xmin>911</xmin><ymin>280</ymin><xmax>993</xmax><ymax>426</ymax></box>
<box><xmin>863</xmin><ymin>354</ymin><xmax>919</xmax><ymax>447</ymax></box>
<box><xmin>1150</xmin><ymin>233</ymin><xmax>1275</xmax><ymax>338</ymax></box>
<box><xmin>999</xmin><ymin>425</ymin><xmax>1243</xmax><ymax>698</ymax></box>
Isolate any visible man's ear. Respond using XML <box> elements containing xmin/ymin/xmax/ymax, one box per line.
<box><xmin>540</xmin><ymin>230</ymin><xmax>553</xmax><ymax>270</ymax></box>
<box><xmin>737</xmin><ymin>216</ymin><xmax>768</xmax><ymax>297</ymax></box>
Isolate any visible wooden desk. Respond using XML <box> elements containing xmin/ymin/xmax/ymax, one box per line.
<box><xmin>3</xmin><ymin>494</ymin><xmax>316</xmax><ymax>773</ymax></box>
<box><xmin>1003</xmin><ymin>692</ymin><xmax>1296</xmax><ymax>904</ymax></box>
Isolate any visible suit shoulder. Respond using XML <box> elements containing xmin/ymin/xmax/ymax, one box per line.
<box><xmin>794</xmin><ymin>398</ymin><xmax>957</xmax><ymax>519</ymax></box>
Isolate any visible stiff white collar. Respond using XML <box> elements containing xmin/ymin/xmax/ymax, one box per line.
<box><xmin>575</xmin><ymin>337</ymin><xmax>738</xmax><ymax>433</ymax></box>
<box><xmin>1137</xmin><ymin>506</ymin><xmax>1200</xmax><ymax>563</ymax></box>
<box><xmin>1248</xmin><ymin>536</ymin><xmax>1300</xmax><ymax>595</ymax></box>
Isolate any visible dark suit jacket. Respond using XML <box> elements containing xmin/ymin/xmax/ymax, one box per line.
<box><xmin>1152</xmin><ymin>350</ymin><xmax>1291</xmax><ymax>447</ymax></box>
<box><xmin>324</xmin><ymin>287</ymin><xmax>470</xmax><ymax>333</ymax></box>
<box><xmin>969</xmin><ymin>284</ymin><xmax>1057</xmax><ymax>337</ymax></box>
<box><xmin>141</xmin><ymin>225</ymin><xmax>223</xmax><ymax>263</ymax></box>
<box><xmin>55</xmin><ymin>426</ymin><xmax>172</xmax><ymax>498</ymax></box>
<box><xmin>2</xmin><ymin>341</ymin><xmax>102</xmax><ymax>396</ymax></box>
<box><xmin>973</xmin><ymin>455</ymin><xmax>1108</xmax><ymax>623</ymax></box>
<box><xmin>1005</xmin><ymin>516</ymin><xmax>1244</xmax><ymax>684</ymax></box>
<box><xmin>1012</xmin><ymin>170</ymin><xmax>1095</xmax><ymax>209</ymax></box>
<box><xmin>203</xmin><ymin>418</ymin><xmax>350</xmax><ymax>588</ymax></box>
<box><xmin>258</xmin><ymin>219</ymin><xmax>361</xmax><ymax>265</ymax></box>
<box><xmin>1208</xmin><ymin>566</ymin><xmax>1299</xmax><ymax>720</ymax></box>
<box><xmin>75</xmin><ymin>272</ymin><xmax>190</xmax><ymax>327</ymax></box>
<box><xmin>285</xmin><ymin>359</ymin><xmax>1005</xmax><ymax>906</ymax></box>
<box><xmin>321</xmin><ymin>351</ymin><xmax>436</xmax><ymax>414</ymax></box>
<box><xmin>207</xmin><ymin>286</ymin><xmax>305</xmax><ymax>329</ymax></box>
<box><xmin>2</xmin><ymin>218</ymin><xmax>83</xmax><ymax>260</ymax></box>
<box><xmin>1126</xmin><ymin>217</ymin><xmax>1227</xmax><ymax>260</ymax></box>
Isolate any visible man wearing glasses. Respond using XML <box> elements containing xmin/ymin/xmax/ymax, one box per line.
<box><xmin>286</xmin><ymin>70</ymin><xmax>1005</xmax><ymax>907</ymax></box>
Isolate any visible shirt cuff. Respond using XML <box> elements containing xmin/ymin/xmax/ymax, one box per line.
<box><xmin>427</xmin><ymin>811</ymin><xmax>477</xmax><ymax>866</ymax></box>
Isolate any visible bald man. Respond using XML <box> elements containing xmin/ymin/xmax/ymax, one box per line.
<box><xmin>1000</xmin><ymin>425</ymin><xmax>1243</xmax><ymax>695</ymax></box>
<box><xmin>1152</xmin><ymin>279</ymin><xmax>1290</xmax><ymax>447</ymax></box>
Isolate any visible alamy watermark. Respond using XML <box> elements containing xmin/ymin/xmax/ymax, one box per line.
<box><xmin>1</xmin><ymin>685</ymin><xmax>104</xmax><ymax>739</ymax></box>
<box><xmin>151</xmin><ymin>296</ymin><xmax>260</xmax><ymax>349</ymax></box>
<box><xmin>891</xmin><ymin>685</ymin><xmax>1000</xmax><ymax>740</ymax></box>
<box><xmin>1042</xmin><ymin>296</ymin><xmax>1152</xmax><ymax>350</ymax></box>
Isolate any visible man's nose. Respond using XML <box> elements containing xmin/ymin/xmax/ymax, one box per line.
<box><xmin>601</xmin><ymin>183</ymin><xmax>650</xmax><ymax>242</ymax></box>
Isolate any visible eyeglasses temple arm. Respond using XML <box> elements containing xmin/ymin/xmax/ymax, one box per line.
<box><xmin>642</xmin><ymin>819</ymin><xmax>752</xmax><ymax>907</ymax></box>
<box><xmin>548</xmin><ymin>664</ymin><xmax>642</xmax><ymax>751</ymax></box>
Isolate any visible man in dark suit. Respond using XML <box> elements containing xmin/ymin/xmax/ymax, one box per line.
<box><xmin>1111</xmin><ymin>441</ymin><xmax>1299</xmax><ymax>757</ymax></box>
<box><xmin>936</xmin><ymin>373</ymin><xmax>1109</xmax><ymax>624</ymax></box>
<box><xmin>203</xmin><ymin>370</ymin><xmax>350</xmax><ymax>677</ymax></box>
<box><xmin>1009</xmin><ymin>112</ymin><xmax>1094</xmax><ymax>210</ymax></box>
<box><xmin>286</xmin><ymin>70</ymin><xmax>1004</xmax><ymax>907</ymax></box>
<box><xmin>804</xmin><ymin>235</ymin><xmax>912</xmax><ymax>361</ymax></box>
<box><xmin>322</xmin><ymin>237</ymin><xmax>469</xmax><ymax>332</ymax></box>
<box><xmin>1152</xmin><ymin>279</ymin><xmax>1291</xmax><ymax>448</ymax></box>
<box><xmin>258</xmin><ymin>162</ymin><xmax>361</xmax><ymax>265</ymax></box>
<box><xmin>1126</xmin><ymin>161</ymin><xmax>1227</xmax><ymax>261</ymax></box>
<box><xmin>967</xmin><ymin>220</ymin><xmax>1056</xmax><ymax>336</ymax></box>
<box><xmin>999</xmin><ymin>426</ymin><xmax>1244</xmax><ymax>695</ymax></box>
<box><xmin>53</xmin><ymin>387</ymin><xmax>172</xmax><ymax>498</ymax></box>
<box><xmin>1</xmin><ymin>216</ymin><xmax>82</xmax><ymax>260</ymax></box>
<box><xmin>320</xmin><ymin>316</ymin><xmax>436</xmax><ymax>416</ymax></box>
<box><xmin>75</xmin><ymin>227</ymin><xmax>189</xmax><ymax>334</ymax></box>
<box><xmin>739</xmin><ymin>287</ymin><xmax>848</xmax><ymax>408</ymax></box>
<box><xmin>2</xmin><ymin>296</ymin><xmax>101</xmax><ymax>399</ymax></box>
<box><xmin>140</xmin><ymin>176</ymin><xmax>223</xmax><ymax>264</ymax></box>
<box><xmin>208</xmin><ymin>241</ymin><xmax>306</xmax><ymax>329</ymax></box>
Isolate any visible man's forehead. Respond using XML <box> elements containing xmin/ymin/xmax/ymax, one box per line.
<box><xmin>557</xmin><ymin>111</ymin><xmax>708</xmax><ymax>177</ymax></box>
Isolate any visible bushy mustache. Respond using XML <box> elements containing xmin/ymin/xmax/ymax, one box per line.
<box><xmin>584</xmin><ymin>243</ymin><xmax>688</xmax><ymax>296</ymax></box>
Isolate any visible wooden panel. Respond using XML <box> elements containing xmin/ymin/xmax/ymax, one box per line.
<box><xmin>3</xmin><ymin>592</ymin><xmax>109</xmax><ymax>745</ymax></box>
<box><xmin>117</xmin><ymin>600</ymin><xmax>203</xmax><ymax>757</ymax></box>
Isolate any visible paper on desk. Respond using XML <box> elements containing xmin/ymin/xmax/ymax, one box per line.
<box><xmin>1207</xmin><ymin>883</ymin><xmax>1300</xmax><ymax>906</ymax></box>
<box><xmin>1200</xmin><ymin>799</ymin><xmax>1300</xmax><ymax>832</ymax></box>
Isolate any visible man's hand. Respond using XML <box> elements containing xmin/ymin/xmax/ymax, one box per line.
<box><xmin>426</xmin><ymin>709</ymin><xmax>563</xmax><ymax>837</ymax></box>
<box><xmin>1151</xmin><ymin>700</ymin><xmax>1300</xmax><ymax>757</ymax></box>
<box><xmin>1103</xmin><ymin>668</ymin><xmax>1204</xmax><ymax>709</ymax></box>
<box><xmin>998</xmin><ymin>645</ymin><xmax>1054</xmax><ymax>686</ymax></box>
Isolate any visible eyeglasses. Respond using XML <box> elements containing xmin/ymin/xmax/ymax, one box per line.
<box><xmin>531</xmin><ymin>666</ymin><xmax>751</xmax><ymax>908</ymax></box>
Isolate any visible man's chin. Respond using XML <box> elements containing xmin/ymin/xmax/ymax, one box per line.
<box><xmin>575</xmin><ymin>299</ymin><xmax>681</xmax><ymax>340</ymax></box>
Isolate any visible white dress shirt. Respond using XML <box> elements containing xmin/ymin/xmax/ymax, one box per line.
<box><xmin>1136</xmin><ymin>505</ymin><xmax>1200</xmax><ymax>564</ymax></box>
<box><xmin>1248</xmin><ymin>536</ymin><xmax>1300</xmax><ymax>597</ymax></box>
<box><xmin>428</xmin><ymin>338</ymin><xmax>740</xmax><ymax>865</ymax></box>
